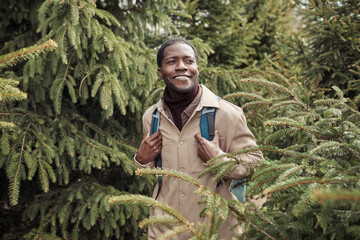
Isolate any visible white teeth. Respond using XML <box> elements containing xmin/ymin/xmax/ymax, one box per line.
<box><xmin>174</xmin><ymin>76</ymin><xmax>190</xmax><ymax>80</ymax></box>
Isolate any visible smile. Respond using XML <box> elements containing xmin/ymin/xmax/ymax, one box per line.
<box><xmin>173</xmin><ymin>75</ymin><xmax>192</xmax><ymax>80</ymax></box>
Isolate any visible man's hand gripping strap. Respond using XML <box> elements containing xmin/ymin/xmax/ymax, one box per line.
<box><xmin>150</xmin><ymin>110</ymin><xmax>162</xmax><ymax>200</ymax></box>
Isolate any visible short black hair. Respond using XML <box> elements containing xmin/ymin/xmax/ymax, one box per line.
<box><xmin>156</xmin><ymin>37</ymin><xmax>198</xmax><ymax>67</ymax></box>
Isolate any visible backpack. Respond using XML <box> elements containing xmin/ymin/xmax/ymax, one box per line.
<box><xmin>150</xmin><ymin>104</ymin><xmax>246</xmax><ymax>202</ymax></box>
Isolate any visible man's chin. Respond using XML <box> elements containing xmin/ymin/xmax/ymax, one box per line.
<box><xmin>173</xmin><ymin>85</ymin><xmax>193</xmax><ymax>94</ymax></box>
<box><xmin>166</xmin><ymin>80</ymin><xmax>197</xmax><ymax>95</ymax></box>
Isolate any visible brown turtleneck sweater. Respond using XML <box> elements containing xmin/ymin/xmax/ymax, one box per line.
<box><xmin>162</xmin><ymin>82</ymin><xmax>201</xmax><ymax>131</ymax></box>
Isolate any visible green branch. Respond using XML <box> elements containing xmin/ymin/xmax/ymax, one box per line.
<box><xmin>0</xmin><ymin>39</ymin><xmax>57</xmax><ymax>68</ymax></box>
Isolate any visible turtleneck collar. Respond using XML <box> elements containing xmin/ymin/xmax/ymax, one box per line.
<box><xmin>163</xmin><ymin>82</ymin><xmax>199</xmax><ymax>130</ymax></box>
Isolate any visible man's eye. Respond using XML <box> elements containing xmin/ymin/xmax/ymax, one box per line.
<box><xmin>186</xmin><ymin>59</ymin><xmax>194</xmax><ymax>63</ymax></box>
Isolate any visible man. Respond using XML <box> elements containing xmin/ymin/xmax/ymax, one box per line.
<box><xmin>135</xmin><ymin>37</ymin><xmax>263</xmax><ymax>239</ymax></box>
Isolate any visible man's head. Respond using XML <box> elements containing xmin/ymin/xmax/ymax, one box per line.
<box><xmin>157</xmin><ymin>37</ymin><xmax>200</xmax><ymax>97</ymax></box>
<box><xmin>157</xmin><ymin>37</ymin><xmax>198</xmax><ymax>67</ymax></box>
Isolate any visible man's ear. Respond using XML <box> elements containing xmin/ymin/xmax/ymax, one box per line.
<box><xmin>157</xmin><ymin>68</ymin><xmax>163</xmax><ymax>78</ymax></box>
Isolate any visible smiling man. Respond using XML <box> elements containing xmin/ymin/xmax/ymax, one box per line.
<box><xmin>135</xmin><ymin>37</ymin><xmax>263</xmax><ymax>239</ymax></box>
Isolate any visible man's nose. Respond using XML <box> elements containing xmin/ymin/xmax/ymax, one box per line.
<box><xmin>175</xmin><ymin>60</ymin><xmax>187</xmax><ymax>70</ymax></box>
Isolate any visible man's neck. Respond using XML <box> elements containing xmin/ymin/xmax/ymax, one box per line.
<box><xmin>163</xmin><ymin>82</ymin><xmax>199</xmax><ymax>130</ymax></box>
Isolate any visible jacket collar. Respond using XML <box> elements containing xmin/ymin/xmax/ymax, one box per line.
<box><xmin>197</xmin><ymin>84</ymin><xmax>220</xmax><ymax>110</ymax></box>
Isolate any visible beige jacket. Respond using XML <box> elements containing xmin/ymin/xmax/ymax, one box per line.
<box><xmin>135</xmin><ymin>85</ymin><xmax>263</xmax><ymax>239</ymax></box>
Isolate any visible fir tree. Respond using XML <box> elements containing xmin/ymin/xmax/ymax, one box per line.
<box><xmin>0</xmin><ymin>38</ymin><xmax>58</xmax><ymax>237</ymax></box>
<box><xmin>239</xmin><ymin>76</ymin><xmax>360</xmax><ymax>239</ymax></box>
<box><xmin>277</xmin><ymin>0</ymin><xmax>360</xmax><ymax>105</ymax></box>
<box><xmin>0</xmin><ymin>0</ymin><xmax>185</xmax><ymax>239</ymax></box>
<box><xmin>0</xmin><ymin>39</ymin><xmax>58</xmax><ymax>126</ymax></box>
<box><xmin>174</xmin><ymin>0</ymin><xmax>295</xmax><ymax>69</ymax></box>
<box><xmin>1</xmin><ymin>0</ymin><xmax>359</xmax><ymax>239</ymax></box>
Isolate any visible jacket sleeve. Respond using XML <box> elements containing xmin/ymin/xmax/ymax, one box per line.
<box><xmin>134</xmin><ymin>108</ymin><xmax>155</xmax><ymax>169</ymax></box>
<box><xmin>215</xmin><ymin>108</ymin><xmax>263</xmax><ymax>180</ymax></box>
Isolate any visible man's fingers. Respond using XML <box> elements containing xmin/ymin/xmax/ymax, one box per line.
<box><xmin>213</xmin><ymin>130</ymin><xmax>219</xmax><ymax>142</ymax></box>
<box><xmin>152</xmin><ymin>131</ymin><xmax>161</xmax><ymax>137</ymax></box>
<box><xmin>145</xmin><ymin>131</ymin><xmax>161</xmax><ymax>144</ymax></box>
<box><xmin>149</xmin><ymin>131</ymin><xmax>162</xmax><ymax>141</ymax></box>
<box><xmin>154</xmin><ymin>140</ymin><xmax>162</xmax><ymax>149</ymax></box>
<box><xmin>195</xmin><ymin>133</ymin><xmax>204</xmax><ymax>142</ymax></box>
<box><xmin>151</xmin><ymin>135</ymin><xmax>162</xmax><ymax>148</ymax></box>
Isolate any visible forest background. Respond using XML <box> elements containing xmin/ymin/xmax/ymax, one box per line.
<box><xmin>0</xmin><ymin>0</ymin><xmax>359</xmax><ymax>239</ymax></box>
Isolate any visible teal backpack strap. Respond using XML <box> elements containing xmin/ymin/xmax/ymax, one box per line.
<box><xmin>230</xmin><ymin>179</ymin><xmax>246</xmax><ymax>202</ymax></box>
<box><xmin>200</xmin><ymin>96</ymin><xmax>220</xmax><ymax>140</ymax></box>
<box><xmin>200</xmin><ymin>107</ymin><xmax>216</xmax><ymax>140</ymax></box>
<box><xmin>200</xmin><ymin>97</ymin><xmax>246</xmax><ymax>202</ymax></box>
<box><xmin>150</xmin><ymin>110</ymin><xmax>160</xmax><ymax>135</ymax></box>
<box><xmin>150</xmin><ymin>110</ymin><xmax>162</xmax><ymax>200</ymax></box>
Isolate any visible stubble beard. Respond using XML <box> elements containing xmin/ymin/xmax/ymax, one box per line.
<box><xmin>166</xmin><ymin>78</ymin><xmax>197</xmax><ymax>95</ymax></box>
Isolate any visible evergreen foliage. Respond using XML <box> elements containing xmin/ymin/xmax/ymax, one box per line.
<box><xmin>280</xmin><ymin>0</ymin><xmax>360</xmax><ymax>105</ymax></box>
<box><xmin>1</xmin><ymin>0</ymin><xmax>179</xmax><ymax>238</ymax></box>
<box><xmin>0</xmin><ymin>40</ymin><xmax>57</xmax><ymax>128</ymax></box>
<box><xmin>23</xmin><ymin>177</ymin><xmax>150</xmax><ymax>240</ymax></box>
<box><xmin>111</xmin><ymin>168</ymin><xmax>238</xmax><ymax>240</ymax></box>
<box><xmin>112</xmin><ymin>72</ymin><xmax>360</xmax><ymax>239</ymax></box>
<box><xmin>240</xmin><ymin>75</ymin><xmax>360</xmax><ymax>239</ymax></box>
<box><xmin>174</xmin><ymin>0</ymin><xmax>295</xmax><ymax>69</ymax></box>
<box><xmin>1</xmin><ymin>0</ymin><xmax>359</xmax><ymax>239</ymax></box>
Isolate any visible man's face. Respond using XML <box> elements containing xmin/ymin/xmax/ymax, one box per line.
<box><xmin>158</xmin><ymin>43</ymin><xmax>199</xmax><ymax>96</ymax></box>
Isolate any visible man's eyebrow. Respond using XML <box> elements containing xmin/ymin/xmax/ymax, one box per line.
<box><xmin>165</xmin><ymin>56</ymin><xmax>177</xmax><ymax>60</ymax></box>
<box><xmin>165</xmin><ymin>56</ymin><xmax>195</xmax><ymax>60</ymax></box>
